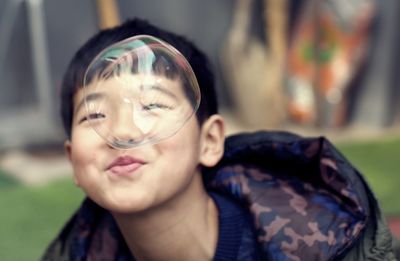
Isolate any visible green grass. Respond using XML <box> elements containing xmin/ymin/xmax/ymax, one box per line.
<box><xmin>0</xmin><ymin>169</ymin><xmax>19</xmax><ymax>188</ymax></box>
<box><xmin>336</xmin><ymin>137</ymin><xmax>400</xmax><ymax>216</ymax></box>
<box><xmin>0</xmin><ymin>137</ymin><xmax>399</xmax><ymax>260</ymax></box>
<box><xmin>0</xmin><ymin>178</ymin><xmax>84</xmax><ymax>261</ymax></box>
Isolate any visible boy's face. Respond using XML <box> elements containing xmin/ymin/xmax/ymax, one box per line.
<box><xmin>65</xmin><ymin>74</ymin><xmax>223</xmax><ymax>213</ymax></box>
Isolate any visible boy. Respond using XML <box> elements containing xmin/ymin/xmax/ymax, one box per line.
<box><xmin>43</xmin><ymin>19</ymin><xmax>399</xmax><ymax>260</ymax></box>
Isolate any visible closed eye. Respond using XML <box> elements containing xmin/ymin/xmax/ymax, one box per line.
<box><xmin>142</xmin><ymin>103</ymin><xmax>172</xmax><ymax>111</ymax></box>
<box><xmin>79</xmin><ymin>113</ymin><xmax>106</xmax><ymax>124</ymax></box>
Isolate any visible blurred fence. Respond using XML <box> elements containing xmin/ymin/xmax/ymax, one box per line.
<box><xmin>0</xmin><ymin>0</ymin><xmax>399</xmax><ymax>151</ymax></box>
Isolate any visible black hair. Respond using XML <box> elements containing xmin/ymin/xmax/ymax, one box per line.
<box><xmin>61</xmin><ymin>18</ymin><xmax>218</xmax><ymax>138</ymax></box>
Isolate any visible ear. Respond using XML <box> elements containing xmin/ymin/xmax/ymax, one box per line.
<box><xmin>199</xmin><ymin>115</ymin><xmax>225</xmax><ymax>167</ymax></box>
<box><xmin>64</xmin><ymin>140</ymin><xmax>80</xmax><ymax>187</ymax></box>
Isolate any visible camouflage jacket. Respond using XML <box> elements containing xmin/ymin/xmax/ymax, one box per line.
<box><xmin>43</xmin><ymin>131</ymin><xmax>399</xmax><ymax>260</ymax></box>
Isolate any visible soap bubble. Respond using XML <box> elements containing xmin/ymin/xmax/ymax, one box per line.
<box><xmin>82</xmin><ymin>35</ymin><xmax>200</xmax><ymax>149</ymax></box>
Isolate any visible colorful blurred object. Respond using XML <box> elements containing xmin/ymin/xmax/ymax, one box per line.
<box><xmin>286</xmin><ymin>0</ymin><xmax>376</xmax><ymax>127</ymax></box>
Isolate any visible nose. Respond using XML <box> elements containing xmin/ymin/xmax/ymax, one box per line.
<box><xmin>109</xmin><ymin>102</ymin><xmax>144</xmax><ymax>149</ymax></box>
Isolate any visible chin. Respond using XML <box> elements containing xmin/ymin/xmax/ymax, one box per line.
<box><xmin>97</xmin><ymin>194</ymin><xmax>155</xmax><ymax>215</ymax></box>
<box><xmin>108</xmin><ymin>204</ymin><xmax>149</xmax><ymax>215</ymax></box>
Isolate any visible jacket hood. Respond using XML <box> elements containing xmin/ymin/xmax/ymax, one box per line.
<box><xmin>204</xmin><ymin>131</ymin><xmax>369</xmax><ymax>260</ymax></box>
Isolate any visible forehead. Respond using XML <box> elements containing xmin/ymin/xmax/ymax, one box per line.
<box><xmin>86</xmin><ymin>73</ymin><xmax>184</xmax><ymax>93</ymax></box>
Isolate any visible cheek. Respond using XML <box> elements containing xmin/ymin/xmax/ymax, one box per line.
<box><xmin>70</xmin><ymin>134</ymin><xmax>100</xmax><ymax>184</ymax></box>
<box><xmin>70</xmin><ymin>150</ymin><xmax>95</xmax><ymax>187</ymax></box>
<box><xmin>71</xmin><ymin>149</ymin><xmax>95</xmax><ymax>172</ymax></box>
<box><xmin>157</xmin><ymin>122</ymin><xmax>201</xmax><ymax>170</ymax></box>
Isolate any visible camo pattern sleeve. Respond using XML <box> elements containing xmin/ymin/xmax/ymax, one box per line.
<box><xmin>42</xmin><ymin>198</ymin><xmax>134</xmax><ymax>261</ymax></box>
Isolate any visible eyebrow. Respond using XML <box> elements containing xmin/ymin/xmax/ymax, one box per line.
<box><xmin>141</xmin><ymin>84</ymin><xmax>179</xmax><ymax>101</ymax></box>
<box><xmin>74</xmin><ymin>92</ymin><xmax>104</xmax><ymax>114</ymax></box>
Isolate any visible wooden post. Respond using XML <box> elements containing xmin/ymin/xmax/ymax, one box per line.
<box><xmin>95</xmin><ymin>0</ymin><xmax>120</xmax><ymax>29</ymax></box>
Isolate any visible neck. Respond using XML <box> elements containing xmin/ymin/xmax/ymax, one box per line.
<box><xmin>112</xmin><ymin>174</ymin><xmax>219</xmax><ymax>261</ymax></box>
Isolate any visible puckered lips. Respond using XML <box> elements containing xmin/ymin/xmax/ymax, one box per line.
<box><xmin>106</xmin><ymin>156</ymin><xmax>146</xmax><ymax>176</ymax></box>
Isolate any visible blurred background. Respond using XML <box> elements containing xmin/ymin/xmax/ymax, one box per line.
<box><xmin>0</xmin><ymin>0</ymin><xmax>399</xmax><ymax>260</ymax></box>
